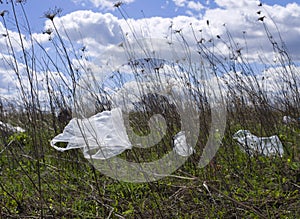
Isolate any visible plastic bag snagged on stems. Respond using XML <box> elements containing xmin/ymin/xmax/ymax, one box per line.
<box><xmin>50</xmin><ymin>108</ymin><xmax>193</xmax><ymax>159</ymax></box>
<box><xmin>233</xmin><ymin>130</ymin><xmax>284</xmax><ymax>156</ymax></box>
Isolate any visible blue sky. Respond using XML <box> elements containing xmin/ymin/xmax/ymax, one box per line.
<box><xmin>0</xmin><ymin>0</ymin><xmax>300</xmax><ymax>101</ymax></box>
<box><xmin>1</xmin><ymin>0</ymin><xmax>297</xmax><ymax>30</ymax></box>
<box><xmin>12</xmin><ymin>0</ymin><xmax>300</xmax><ymax>59</ymax></box>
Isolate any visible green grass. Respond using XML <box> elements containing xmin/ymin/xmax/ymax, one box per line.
<box><xmin>0</xmin><ymin>117</ymin><xmax>299</xmax><ymax>218</ymax></box>
<box><xmin>0</xmin><ymin>1</ymin><xmax>299</xmax><ymax>218</ymax></box>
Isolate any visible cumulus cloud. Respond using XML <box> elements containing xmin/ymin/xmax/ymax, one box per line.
<box><xmin>0</xmin><ymin>22</ymin><xmax>30</xmax><ymax>53</ymax></box>
<box><xmin>1</xmin><ymin>0</ymin><xmax>300</xmax><ymax>105</ymax></box>
<box><xmin>199</xmin><ymin>1</ymin><xmax>300</xmax><ymax>61</ymax></box>
<box><xmin>41</xmin><ymin>10</ymin><xmax>204</xmax><ymax>63</ymax></box>
<box><xmin>39</xmin><ymin>10</ymin><xmax>124</xmax><ymax>60</ymax></box>
<box><xmin>0</xmin><ymin>54</ymin><xmax>29</xmax><ymax>100</ymax></box>
<box><xmin>0</xmin><ymin>49</ymin><xmax>72</xmax><ymax>104</ymax></box>
<box><xmin>43</xmin><ymin>0</ymin><xmax>300</xmax><ymax>63</ymax></box>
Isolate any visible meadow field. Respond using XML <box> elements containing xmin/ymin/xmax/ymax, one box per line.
<box><xmin>0</xmin><ymin>1</ymin><xmax>299</xmax><ymax>218</ymax></box>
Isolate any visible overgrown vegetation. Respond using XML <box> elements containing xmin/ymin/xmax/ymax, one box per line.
<box><xmin>0</xmin><ymin>1</ymin><xmax>299</xmax><ymax>218</ymax></box>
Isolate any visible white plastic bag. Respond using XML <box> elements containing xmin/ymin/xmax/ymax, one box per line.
<box><xmin>173</xmin><ymin>131</ymin><xmax>194</xmax><ymax>157</ymax></box>
<box><xmin>0</xmin><ymin>121</ymin><xmax>25</xmax><ymax>133</ymax></box>
<box><xmin>233</xmin><ymin>130</ymin><xmax>284</xmax><ymax>156</ymax></box>
<box><xmin>283</xmin><ymin>116</ymin><xmax>296</xmax><ymax>124</ymax></box>
<box><xmin>51</xmin><ymin>108</ymin><xmax>193</xmax><ymax>159</ymax></box>
<box><xmin>51</xmin><ymin>108</ymin><xmax>132</xmax><ymax>159</ymax></box>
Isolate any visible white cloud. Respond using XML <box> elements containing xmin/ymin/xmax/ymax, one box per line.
<box><xmin>22</xmin><ymin>3</ymin><xmax>300</xmax><ymax>83</ymax></box>
<box><xmin>219</xmin><ymin>64</ymin><xmax>300</xmax><ymax>107</ymax></box>
<box><xmin>187</xmin><ymin>1</ymin><xmax>204</xmax><ymax>11</ymax></box>
<box><xmin>1</xmin><ymin>0</ymin><xmax>300</xmax><ymax>105</ymax></box>
<box><xmin>0</xmin><ymin>49</ymin><xmax>72</xmax><ymax>104</ymax></box>
<box><xmin>47</xmin><ymin>10</ymin><xmax>123</xmax><ymax>55</ymax></box>
<box><xmin>0</xmin><ymin>22</ymin><xmax>30</xmax><ymax>53</ymax></box>
<box><xmin>72</xmin><ymin>0</ymin><xmax>135</xmax><ymax>11</ymax></box>
<box><xmin>173</xmin><ymin>0</ymin><xmax>204</xmax><ymax>11</ymax></box>
<box><xmin>200</xmin><ymin>1</ymin><xmax>300</xmax><ymax>61</ymax></box>
<box><xmin>34</xmin><ymin>1</ymin><xmax>300</xmax><ymax>64</ymax></box>
<box><xmin>0</xmin><ymin>54</ymin><xmax>25</xmax><ymax>91</ymax></box>
<box><xmin>214</xmin><ymin>0</ymin><xmax>252</xmax><ymax>8</ymax></box>
<box><xmin>173</xmin><ymin>0</ymin><xmax>187</xmax><ymax>7</ymax></box>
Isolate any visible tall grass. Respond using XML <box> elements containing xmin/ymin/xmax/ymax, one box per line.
<box><xmin>0</xmin><ymin>1</ymin><xmax>299</xmax><ymax>218</ymax></box>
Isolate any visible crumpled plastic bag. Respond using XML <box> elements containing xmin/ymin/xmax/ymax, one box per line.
<box><xmin>282</xmin><ymin>116</ymin><xmax>297</xmax><ymax>124</ymax></box>
<box><xmin>173</xmin><ymin>131</ymin><xmax>194</xmax><ymax>157</ymax></box>
<box><xmin>282</xmin><ymin>116</ymin><xmax>300</xmax><ymax>125</ymax></box>
<box><xmin>233</xmin><ymin>130</ymin><xmax>284</xmax><ymax>156</ymax></box>
<box><xmin>0</xmin><ymin>121</ymin><xmax>25</xmax><ymax>133</ymax></box>
<box><xmin>51</xmin><ymin>108</ymin><xmax>193</xmax><ymax>159</ymax></box>
<box><xmin>51</xmin><ymin>108</ymin><xmax>132</xmax><ymax>159</ymax></box>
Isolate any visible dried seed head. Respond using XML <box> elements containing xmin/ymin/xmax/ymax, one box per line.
<box><xmin>258</xmin><ymin>16</ymin><xmax>266</xmax><ymax>22</ymax></box>
<box><xmin>0</xmin><ymin>10</ymin><xmax>8</xmax><ymax>17</ymax></box>
<box><xmin>113</xmin><ymin>1</ymin><xmax>123</xmax><ymax>8</ymax></box>
<box><xmin>43</xmin><ymin>28</ymin><xmax>53</xmax><ymax>35</ymax></box>
<box><xmin>16</xmin><ymin>0</ymin><xmax>27</xmax><ymax>3</ymax></box>
<box><xmin>44</xmin><ymin>7</ymin><xmax>62</xmax><ymax>21</ymax></box>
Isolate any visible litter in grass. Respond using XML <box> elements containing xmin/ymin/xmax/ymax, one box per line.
<box><xmin>283</xmin><ymin>116</ymin><xmax>297</xmax><ymax>124</ymax></box>
<box><xmin>51</xmin><ymin>108</ymin><xmax>193</xmax><ymax>159</ymax></box>
<box><xmin>51</xmin><ymin>108</ymin><xmax>132</xmax><ymax>159</ymax></box>
<box><xmin>282</xmin><ymin>116</ymin><xmax>300</xmax><ymax>124</ymax></box>
<box><xmin>0</xmin><ymin>121</ymin><xmax>25</xmax><ymax>133</ymax></box>
<box><xmin>173</xmin><ymin>131</ymin><xmax>194</xmax><ymax>157</ymax></box>
<box><xmin>233</xmin><ymin>130</ymin><xmax>284</xmax><ymax>156</ymax></box>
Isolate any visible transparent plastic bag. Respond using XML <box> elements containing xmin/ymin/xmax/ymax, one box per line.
<box><xmin>173</xmin><ymin>131</ymin><xmax>194</xmax><ymax>157</ymax></box>
<box><xmin>51</xmin><ymin>108</ymin><xmax>193</xmax><ymax>159</ymax></box>
<box><xmin>0</xmin><ymin>121</ymin><xmax>25</xmax><ymax>133</ymax></box>
<box><xmin>233</xmin><ymin>130</ymin><xmax>284</xmax><ymax>156</ymax></box>
<box><xmin>51</xmin><ymin>108</ymin><xmax>132</xmax><ymax>159</ymax></box>
<box><xmin>283</xmin><ymin>116</ymin><xmax>296</xmax><ymax>124</ymax></box>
